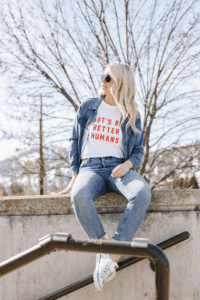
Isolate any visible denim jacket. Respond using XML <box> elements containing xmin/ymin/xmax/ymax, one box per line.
<box><xmin>68</xmin><ymin>96</ymin><xmax>144</xmax><ymax>174</ymax></box>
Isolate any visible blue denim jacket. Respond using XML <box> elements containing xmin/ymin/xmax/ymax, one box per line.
<box><xmin>68</xmin><ymin>96</ymin><xmax>144</xmax><ymax>174</ymax></box>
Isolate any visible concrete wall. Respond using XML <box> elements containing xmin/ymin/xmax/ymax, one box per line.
<box><xmin>0</xmin><ymin>189</ymin><xmax>199</xmax><ymax>300</ymax></box>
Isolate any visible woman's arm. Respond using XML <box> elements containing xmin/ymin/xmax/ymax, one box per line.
<box><xmin>127</xmin><ymin>113</ymin><xmax>144</xmax><ymax>170</ymax></box>
<box><xmin>57</xmin><ymin>105</ymin><xmax>82</xmax><ymax>195</ymax></box>
<box><xmin>111</xmin><ymin>114</ymin><xmax>144</xmax><ymax>177</ymax></box>
<box><xmin>68</xmin><ymin>105</ymin><xmax>83</xmax><ymax>175</ymax></box>
<box><xmin>58</xmin><ymin>172</ymin><xmax>78</xmax><ymax>195</ymax></box>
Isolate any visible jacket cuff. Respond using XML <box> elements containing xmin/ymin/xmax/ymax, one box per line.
<box><xmin>70</xmin><ymin>165</ymin><xmax>80</xmax><ymax>175</ymax></box>
<box><xmin>128</xmin><ymin>155</ymin><xmax>142</xmax><ymax>171</ymax></box>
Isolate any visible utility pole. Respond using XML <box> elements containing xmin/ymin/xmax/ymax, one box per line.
<box><xmin>40</xmin><ymin>95</ymin><xmax>44</xmax><ymax>195</ymax></box>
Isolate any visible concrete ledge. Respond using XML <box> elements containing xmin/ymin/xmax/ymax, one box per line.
<box><xmin>0</xmin><ymin>189</ymin><xmax>199</xmax><ymax>215</ymax></box>
<box><xmin>0</xmin><ymin>189</ymin><xmax>200</xmax><ymax>299</ymax></box>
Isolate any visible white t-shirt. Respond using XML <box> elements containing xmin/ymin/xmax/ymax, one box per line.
<box><xmin>81</xmin><ymin>100</ymin><xmax>125</xmax><ymax>159</ymax></box>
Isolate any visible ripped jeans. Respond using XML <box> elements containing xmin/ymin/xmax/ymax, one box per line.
<box><xmin>71</xmin><ymin>157</ymin><xmax>151</xmax><ymax>242</ymax></box>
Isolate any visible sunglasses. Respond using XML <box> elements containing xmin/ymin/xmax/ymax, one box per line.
<box><xmin>101</xmin><ymin>74</ymin><xmax>112</xmax><ymax>82</ymax></box>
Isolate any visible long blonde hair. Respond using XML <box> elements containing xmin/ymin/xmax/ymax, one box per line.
<box><xmin>97</xmin><ymin>62</ymin><xmax>140</xmax><ymax>134</ymax></box>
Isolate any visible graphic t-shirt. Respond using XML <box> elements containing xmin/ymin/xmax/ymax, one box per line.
<box><xmin>81</xmin><ymin>100</ymin><xmax>125</xmax><ymax>159</ymax></box>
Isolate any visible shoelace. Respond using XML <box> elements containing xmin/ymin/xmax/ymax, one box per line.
<box><xmin>100</xmin><ymin>260</ymin><xmax>111</xmax><ymax>280</ymax></box>
<box><xmin>100</xmin><ymin>254</ymin><xmax>109</xmax><ymax>260</ymax></box>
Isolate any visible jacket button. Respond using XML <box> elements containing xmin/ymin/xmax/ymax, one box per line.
<box><xmin>124</xmin><ymin>143</ymin><xmax>127</xmax><ymax>145</ymax></box>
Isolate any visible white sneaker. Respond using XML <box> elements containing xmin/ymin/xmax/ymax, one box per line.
<box><xmin>93</xmin><ymin>253</ymin><xmax>119</xmax><ymax>291</ymax></box>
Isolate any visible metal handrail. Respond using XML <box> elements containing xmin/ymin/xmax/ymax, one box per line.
<box><xmin>39</xmin><ymin>231</ymin><xmax>190</xmax><ymax>300</ymax></box>
<box><xmin>0</xmin><ymin>232</ymin><xmax>177</xmax><ymax>300</ymax></box>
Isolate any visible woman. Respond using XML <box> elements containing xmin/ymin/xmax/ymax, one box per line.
<box><xmin>59</xmin><ymin>62</ymin><xmax>151</xmax><ymax>291</ymax></box>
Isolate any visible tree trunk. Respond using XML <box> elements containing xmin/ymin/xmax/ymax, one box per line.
<box><xmin>40</xmin><ymin>95</ymin><xmax>44</xmax><ymax>195</ymax></box>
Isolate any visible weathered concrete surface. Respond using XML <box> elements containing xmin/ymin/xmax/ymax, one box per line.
<box><xmin>0</xmin><ymin>189</ymin><xmax>200</xmax><ymax>215</ymax></box>
<box><xmin>0</xmin><ymin>189</ymin><xmax>199</xmax><ymax>300</ymax></box>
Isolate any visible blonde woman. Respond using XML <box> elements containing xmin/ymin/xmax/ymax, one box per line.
<box><xmin>60</xmin><ymin>62</ymin><xmax>151</xmax><ymax>291</ymax></box>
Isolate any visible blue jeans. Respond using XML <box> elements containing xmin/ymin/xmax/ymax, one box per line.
<box><xmin>71</xmin><ymin>157</ymin><xmax>151</xmax><ymax>242</ymax></box>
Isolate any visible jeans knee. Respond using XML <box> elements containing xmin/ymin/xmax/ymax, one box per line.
<box><xmin>71</xmin><ymin>189</ymin><xmax>89</xmax><ymax>210</ymax></box>
<box><xmin>136</xmin><ymin>187</ymin><xmax>151</xmax><ymax>207</ymax></box>
<box><xmin>144</xmin><ymin>188</ymin><xmax>151</xmax><ymax>205</ymax></box>
<box><xmin>71</xmin><ymin>190</ymin><xmax>80</xmax><ymax>206</ymax></box>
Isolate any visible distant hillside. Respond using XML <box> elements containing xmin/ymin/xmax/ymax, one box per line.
<box><xmin>146</xmin><ymin>144</ymin><xmax>200</xmax><ymax>189</ymax></box>
<box><xmin>0</xmin><ymin>144</ymin><xmax>199</xmax><ymax>196</ymax></box>
<box><xmin>0</xmin><ymin>147</ymin><xmax>71</xmax><ymax>196</ymax></box>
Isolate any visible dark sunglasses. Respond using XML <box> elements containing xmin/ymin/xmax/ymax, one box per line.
<box><xmin>101</xmin><ymin>74</ymin><xmax>112</xmax><ymax>82</ymax></box>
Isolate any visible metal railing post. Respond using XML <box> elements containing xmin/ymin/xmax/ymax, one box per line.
<box><xmin>0</xmin><ymin>233</ymin><xmax>169</xmax><ymax>300</ymax></box>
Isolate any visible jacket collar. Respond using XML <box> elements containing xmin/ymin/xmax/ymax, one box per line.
<box><xmin>88</xmin><ymin>95</ymin><xmax>129</xmax><ymax>128</ymax></box>
<box><xmin>88</xmin><ymin>96</ymin><xmax>105</xmax><ymax>110</ymax></box>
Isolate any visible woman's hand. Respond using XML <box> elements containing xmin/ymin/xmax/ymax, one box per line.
<box><xmin>111</xmin><ymin>160</ymin><xmax>133</xmax><ymax>177</ymax></box>
<box><xmin>57</xmin><ymin>173</ymin><xmax>78</xmax><ymax>195</ymax></box>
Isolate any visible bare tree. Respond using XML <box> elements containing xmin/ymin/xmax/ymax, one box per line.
<box><xmin>0</xmin><ymin>0</ymin><xmax>200</xmax><ymax>189</ymax></box>
<box><xmin>147</xmin><ymin>141</ymin><xmax>200</xmax><ymax>189</ymax></box>
<box><xmin>0</xmin><ymin>93</ymin><xmax>72</xmax><ymax>195</ymax></box>
<box><xmin>39</xmin><ymin>95</ymin><xmax>44</xmax><ymax>195</ymax></box>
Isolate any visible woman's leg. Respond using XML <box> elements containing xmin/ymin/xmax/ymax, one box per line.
<box><xmin>108</xmin><ymin>169</ymin><xmax>151</xmax><ymax>243</ymax></box>
<box><xmin>71</xmin><ymin>169</ymin><xmax>107</xmax><ymax>239</ymax></box>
